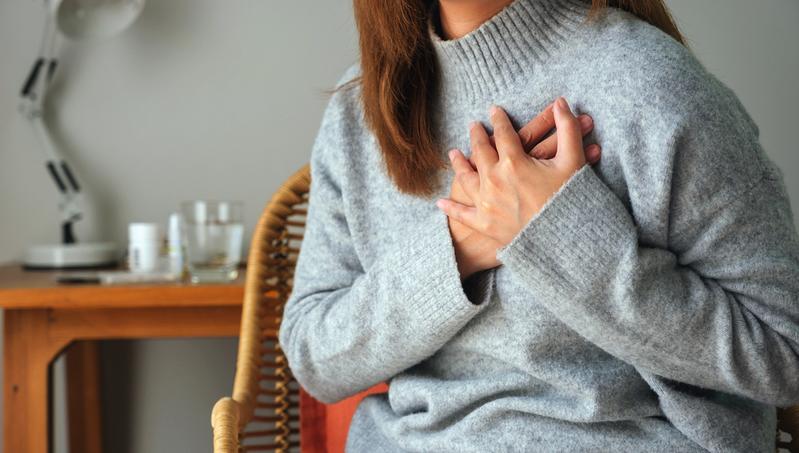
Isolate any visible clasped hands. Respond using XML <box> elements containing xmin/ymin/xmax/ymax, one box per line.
<box><xmin>436</xmin><ymin>97</ymin><xmax>602</xmax><ymax>281</ymax></box>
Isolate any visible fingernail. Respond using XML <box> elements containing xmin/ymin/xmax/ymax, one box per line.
<box><xmin>436</xmin><ymin>199</ymin><xmax>446</xmax><ymax>209</ymax></box>
<box><xmin>490</xmin><ymin>105</ymin><xmax>501</xmax><ymax>116</ymax></box>
<box><xmin>448</xmin><ymin>149</ymin><xmax>457</xmax><ymax>160</ymax></box>
<box><xmin>556</xmin><ymin>97</ymin><xmax>568</xmax><ymax>110</ymax></box>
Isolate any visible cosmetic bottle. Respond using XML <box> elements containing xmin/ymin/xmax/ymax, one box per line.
<box><xmin>167</xmin><ymin>212</ymin><xmax>186</xmax><ymax>277</ymax></box>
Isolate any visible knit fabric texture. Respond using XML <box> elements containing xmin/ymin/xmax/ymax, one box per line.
<box><xmin>277</xmin><ymin>0</ymin><xmax>799</xmax><ymax>451</ymax></box>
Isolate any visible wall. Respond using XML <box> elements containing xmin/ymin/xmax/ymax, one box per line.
<box><xmin>0</xmin><ymin>1</ymin><xmax>357</xmax><ymax>452</ymax></box>
<box><xmin>0</xmin><ymin>0</ymin><xmax>796</xmax><ymax>452</ymax></box>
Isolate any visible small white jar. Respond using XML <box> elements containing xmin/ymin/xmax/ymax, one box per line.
<box><xmin>128</xmin><ymin>223</ymin><xmax>160</xmax><ymax>273</ymax></box>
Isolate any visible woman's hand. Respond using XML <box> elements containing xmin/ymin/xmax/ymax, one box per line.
<box><xmin>445</xmin><ymin>98</ymin><xmax>601</xmax><ymax>280</ymax></box>
<box><xmin>439</xmin><ymin>97</ymin><xmax>591</xmax><ymax>270</ymax></box>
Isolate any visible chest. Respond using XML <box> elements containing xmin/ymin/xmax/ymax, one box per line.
<box><xmin>339</xmin><ymin>87</ymin><xmax>677</xmax><ymax>295</ymax></box>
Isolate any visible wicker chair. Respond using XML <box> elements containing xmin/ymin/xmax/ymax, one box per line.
<box><xmin>210</xmin><ymin>163</ymin><xmax>799</xmax><ymax>453</ymax></box>
<box><xmin>210</xmin><ymin>163</ymin><xmax>307</xmax><ymax>452</ymax></box>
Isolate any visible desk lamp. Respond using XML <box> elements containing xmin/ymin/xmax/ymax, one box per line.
<box><xmin>19</xmin><ymin>0</ymin><xmax>146</xmax><ymax>269</ymax></box>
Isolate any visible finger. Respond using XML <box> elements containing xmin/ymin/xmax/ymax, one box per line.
<box><xmin>585</xmin><ymin>143</ymin><xmax>602</xmax><ymax>165</ymax></box>
<box><xmin>469</xmin><ymin>121</ymin><xmax>498</xmax><ymax>176</ymax></box>
<box><xmin>475</xmin><ymin>136</ymin><xmax>496</xmax><ymax>166</ymax></box>
<box><xmin>436</xmin><ymin>198</ymin><xmax>481</xmax><ymax>233</ymax></box>
<box><xmin>448</xmin><ymin>149</ymin><xmax>481</xmax><ymax>201</ymax></box>
<box><xmin>530</xmin><ymin>114</ymin><xmax>593</xmax><ymax>159</ymax></box>
<box><xmin>552</xmin><ymin>97</ymin><xmax>585</xmax><ymax>169</ymax></box>
<box><xmin>534</xmin><ymin>140</ymin><xmax>601</xmax><ymax>164</ymax></box>
<box><xmin>465</xmin><ymin>154</ymin><xmax>478</xmax><ymax>171</ymax></box>
<box><xmin>489</xmin><ymin>105</ymin><xmax>525</xmax><ymax>162</ymax></box>
<box><xmin>517</xmin><ymin>101</ymin><xmax>555</xmax><ymax>151</ymax></box>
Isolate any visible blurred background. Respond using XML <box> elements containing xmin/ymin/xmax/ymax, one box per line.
<box><xmin>0</xmin><ymin>0</ymin><xmax>796</xmax><ymax>452</ymax></box>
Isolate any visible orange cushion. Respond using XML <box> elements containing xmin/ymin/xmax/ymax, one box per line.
<box><xmin>300</xmin><ymin>382</ymin><xmax>389</xmax><ymax>453</ymax></box>
<box><xmin>326</xmin><ymin>382</ymin><xmax>389</xmax><ymax>451</ymax></box>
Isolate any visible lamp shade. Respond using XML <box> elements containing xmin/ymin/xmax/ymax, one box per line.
<box><xmin>52</xmin><ymin>0</ymin><xmax>145</xmax><ymax>40</ymax></box>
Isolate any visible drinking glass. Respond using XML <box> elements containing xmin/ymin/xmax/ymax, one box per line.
<box><xmin>181</xmin><ymin>200</ymin><xmax>244</xmax><ymax>283</ymax></box>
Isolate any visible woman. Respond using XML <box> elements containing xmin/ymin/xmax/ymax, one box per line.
<box><xmin>278</xmin><ymin>0</ymin><xmax>799</xmax><ymax>451</ymax></box>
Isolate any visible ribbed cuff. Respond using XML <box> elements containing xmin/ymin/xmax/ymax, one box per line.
<box><xmin>370</xmin><ymin>207</ymin><xmax>495</xmax><ymax>338</ymax></box>
<box><xmin>496</xmin><ymin>164</ymin><xmax>635</xmax><ymax>296</ymax></box>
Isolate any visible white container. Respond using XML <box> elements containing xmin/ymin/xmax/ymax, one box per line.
<box><xmin>128</xmin><ymin>222</ymin><xmax>160</xmax><ymax>273</ymax></box>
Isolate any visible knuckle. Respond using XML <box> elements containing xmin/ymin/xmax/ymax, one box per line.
<box><xmin>504</xmin><ymin>156</ymin><xmax>524</xmax><ymax>175</ymax></box>
<box><xmin>479</xmin><ymin>199</ymin><xmax>500</xmax><ymax>219</ymax></box>
<box><xmin>486</xmin><ymin>171</ymin><xmax>503</xmax><ymax>187</ymax></box>
<box><xmin>472</xmin><ymin>133</ymin><xmax>488</xmax><ymax>146</ymax></box>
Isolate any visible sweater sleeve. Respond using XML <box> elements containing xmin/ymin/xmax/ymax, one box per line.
<box><xmin>495</xmin><ymin>101</ymin><xmax>799</xmax><ymax>407</ymax></box>
<box><xmin>278</xmin><ymin>91</ymin><xmax>495</xmax><ymax>405</ymax></box>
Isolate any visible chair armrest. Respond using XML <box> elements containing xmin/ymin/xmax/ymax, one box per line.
<box><xmin>212</xmin><ymin>397</ymin><xmax>241</xmax><ymax>453</ymax></box>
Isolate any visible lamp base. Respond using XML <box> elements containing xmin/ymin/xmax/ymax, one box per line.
<box><xmin>24</xmin><ymin>242</ymin><xmax>119</xmax><ymax>270</ymax></box>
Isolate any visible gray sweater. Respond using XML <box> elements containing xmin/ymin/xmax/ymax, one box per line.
<box><xmin>277</xmin><ymin>0</ymin><xmax>799</xmax><ymax>451</ymax></box>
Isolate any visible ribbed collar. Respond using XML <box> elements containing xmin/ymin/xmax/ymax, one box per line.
<box><xmin>430</xmin><ymin>0</ymin><xmax>592</xmax><ymax>101</ymax></box>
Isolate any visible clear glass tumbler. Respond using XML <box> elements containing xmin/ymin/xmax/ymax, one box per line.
<box><xmin>181</xmin><ymin>200</ymin><xmax>244</xmax><ymax>283</ymax></box>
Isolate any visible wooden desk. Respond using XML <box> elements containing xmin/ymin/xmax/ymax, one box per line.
<box><xmin>0</xmin><ymin>263</ymin><xmax>244</xmax><ymax>453</ymax></box>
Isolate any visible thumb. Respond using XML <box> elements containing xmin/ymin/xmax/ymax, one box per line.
<box><xmin>552</xmin><ymin>97</ymin><xmax>584</xmax><ymax>169</ymax></box>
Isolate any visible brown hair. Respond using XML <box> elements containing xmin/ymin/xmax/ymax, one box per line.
<box><xmin>347</xmin><ymin>0</ymin><xmax>686</xmax><ymax>198</ymax></box>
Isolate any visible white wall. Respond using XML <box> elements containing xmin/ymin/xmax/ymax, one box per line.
<box><xmin>0</xmin><ymin>1</ymin><xmax>796</xmax><ymax>452</ymax></box>
<box><xmin>0</xmin><ymin>1</ymin><xmax>357</xmax><ymax>452</ymax></box>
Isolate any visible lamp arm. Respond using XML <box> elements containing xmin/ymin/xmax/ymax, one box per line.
<box><xmin>19</xmin><ymin>9</ymin><xmax>83</xmax><ymax>245</ymax></box>
<box><xmin>30</xmin><ymin>116</ymin><xmax>83</xmax><ymax>244</ymax></box>
<box><xmin>22</xmin><ymin>9</ymin><xmax>57</xmax><ymax>109</ymax></box>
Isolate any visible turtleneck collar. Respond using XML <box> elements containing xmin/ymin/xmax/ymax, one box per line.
<box><xmin>429</xmin><ymin>0</ymin><xmax>592</xmax><ymax>101</ymax></box>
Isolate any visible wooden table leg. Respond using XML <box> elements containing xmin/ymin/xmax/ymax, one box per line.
<box><xmin>3</xmin><ymin>309</ymin><xmax>69</xmax><ymax>453</ymax></box>
<box><xmin>66</xmin><ymin>341</ymin><xmax>103</xmax><ymax>453</ymax></box>
<box><xmin>3</xmin><ymin>305</ymin><xmax>240</xmax><ymax>453</ymax></box>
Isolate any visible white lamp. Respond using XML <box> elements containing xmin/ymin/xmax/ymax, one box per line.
<box><xmin>19</xmin><ymin>0</ymin><xmax>145</xmax><ymax>269</ymax></box>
